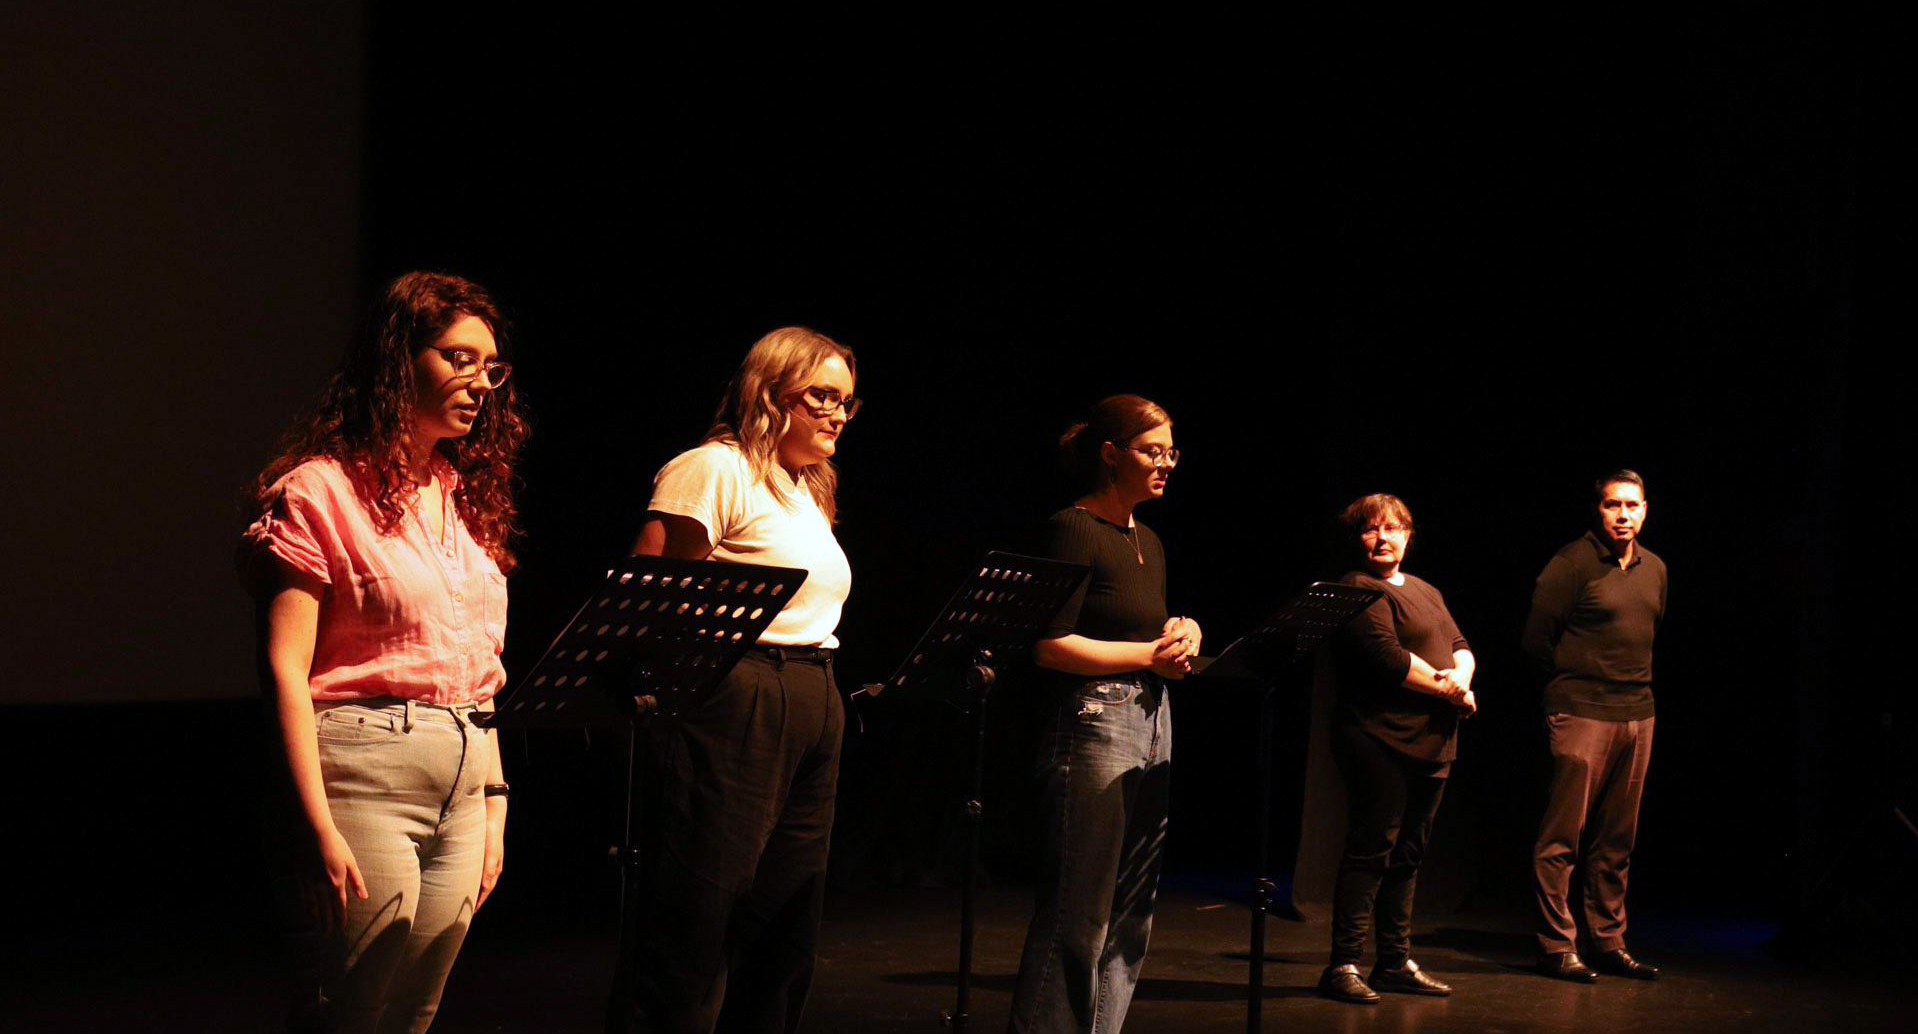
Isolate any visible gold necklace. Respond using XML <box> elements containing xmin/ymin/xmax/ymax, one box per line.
<box><xmin>1076</xmin><ymin>505</ymin><xmax>1143</xmax><ymax>565</ymax></box>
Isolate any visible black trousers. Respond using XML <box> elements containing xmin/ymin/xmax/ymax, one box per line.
<box><xmin>630</xmin><ymin>650</ymin><xmax>846</xmax><ymax>1034</ymax></box>
<box><xmin>1328</xmin><ymin>722</ymin><xmax>1448</xmax><ymax>967</ymax></box>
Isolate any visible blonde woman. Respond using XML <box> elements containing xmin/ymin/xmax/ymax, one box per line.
<box><xmin>626</xmin><ymin>327</ymin><xmax>857</xmax><ymax>1034</ymax></box>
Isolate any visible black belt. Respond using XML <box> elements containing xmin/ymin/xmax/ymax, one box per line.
<box><xmin>749</xmin><ymin>644</ymin><xmax>834</xmax><ymax>665</ymax></box>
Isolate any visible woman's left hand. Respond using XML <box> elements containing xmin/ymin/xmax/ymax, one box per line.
<box><xmin>478</xmin><ymin>797</ymin><xmax>506</xmax><ymax>910</ymax></box>
<box><xmin>1163</xmin><ymin>616</ymin><xmax>1203</xmax><ymax>660</ymax></box>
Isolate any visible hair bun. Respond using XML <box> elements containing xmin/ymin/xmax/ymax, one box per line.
<box><xmin>1056</xmin><ymin>395</ymin><xmax>1169</xmax><ymax>491</ymax></box>
<box><xmin>1057</xmin><ymin>421</ymin><xmax>1093</xmax><ymax>471</ymax></box>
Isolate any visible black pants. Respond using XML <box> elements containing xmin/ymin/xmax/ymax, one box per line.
<box><xmin>630</xmin><ymin>650</ymin><xmax>846</xmax><ymax>1034</ymax></box>
<box><xmin>1328</xmin><ymin>722</ymin><xmax>1447</xmax><ymax>967</ymax></box>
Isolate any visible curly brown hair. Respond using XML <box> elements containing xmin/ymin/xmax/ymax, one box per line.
<box><xmin>249</xmin><ymin>271</ymin><xmax>530</xmax><ymax>569</ymax></box>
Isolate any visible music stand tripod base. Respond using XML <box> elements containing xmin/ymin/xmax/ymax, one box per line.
<box><xmin>869</xmin><ymin>550</ymin><xmax>1089</xmax><ymax>1034</ymax></box>
<box><xmin>478</xmin><ymin>555</ymin><xmax>808</xmax><ymax>1034</ymax></box>
<box><xmin>1198</xmin><ymin>580</ymin><xmax>1382</xmax><ymax>1034</ymax></box>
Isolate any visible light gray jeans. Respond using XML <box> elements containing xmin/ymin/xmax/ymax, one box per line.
<box><xmin>312</xmin><ymin>698</ymin><xmax>490</xmax><ymax>1034</ymax></box>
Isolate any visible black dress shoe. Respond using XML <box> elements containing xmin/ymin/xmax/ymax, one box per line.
<box><xmin>1318</xmin><ymin>964</ymin><xmax>1381</xmax><ymax>1004</ymax></box>
<box><xmin>1536</xmin><ymin>951</ymin><xmax>1599</xmax><ymax>983</ymax></box>
<box><xmin>1593</xmin><ymin>948</ymin><xmax>1659</xmax><ymax>980</ymax></box>
<box><xmin>1370</xmin><ymin>958</ymin><xmax>1452</xmax><ymax>996</ymax></box>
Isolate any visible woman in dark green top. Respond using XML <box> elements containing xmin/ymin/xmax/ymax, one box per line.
<box><xmin>1008</xmin><ymin>394</ymin><xmax>1200</xmax><ymax>1034</ymax></box>
<box><xmin>1318</xmin><ymin>493</ymin><xmax>1477</xmax><ymax>1005</ymax></box>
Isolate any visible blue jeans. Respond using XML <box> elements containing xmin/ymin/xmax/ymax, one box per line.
<box><xmin>1009</xmin><ymin>677</ymin><xmax>1171</xmax><ymax>1034</ymax></box>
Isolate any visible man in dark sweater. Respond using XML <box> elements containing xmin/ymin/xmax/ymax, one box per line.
<box><xmin>1523</xmin><ymin>470</ymin><xmax>1668</xmax><ymax>983</ymax></box>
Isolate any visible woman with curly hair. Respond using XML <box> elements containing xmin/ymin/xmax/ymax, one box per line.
<box><xmin>240</xmin><ymin>271</ymin><xmax>529</xmax><ymax>1033</ymax></box>
<box><xmin>627</xmin><ymin>327</ymin><xmax>856</xmax><ymax>1034</ymax></box>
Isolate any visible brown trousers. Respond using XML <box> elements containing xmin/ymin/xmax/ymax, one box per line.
<box><xmin>1533</xmin><ymin>713</ymin><xmax>1655</xmax><ymax>954</ymax></box>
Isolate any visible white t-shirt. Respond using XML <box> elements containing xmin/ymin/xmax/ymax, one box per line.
<box><xmin>647</xmin><ymin>441</ymin><xmax>851</xmax><ymax>648</ymax></box>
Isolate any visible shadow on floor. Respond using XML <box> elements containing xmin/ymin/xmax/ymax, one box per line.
<box><xmin>879</xmin><ymin>970</ymin><xmax>1318</xmax><ymax>1002</ymax></box>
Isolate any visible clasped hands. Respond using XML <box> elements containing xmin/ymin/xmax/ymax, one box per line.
<box><xmin>1434</xmin><ymin>668</ymin><xmax>1477</xmax><ymax>716</ymax></box>
<box><xmin>1149</xmin><ymin>616</ymin><xmax>1203</xmax><ymax>679</ymax></box>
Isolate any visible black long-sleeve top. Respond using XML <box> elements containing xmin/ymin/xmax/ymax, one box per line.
<box><xmin>1041</xmin><ymin>506</ymin><xmax>1168</xmax><ymax>651</ymax></box>
<box><xmin>1520</xmin><ymin>530</ymin><xmax>1667</xmax><ymax>720</ymax></box>
<box><xmin>1330</xmin><ymin>570</ymin><xmax>1471</xmax><ymax>771</ymax></box>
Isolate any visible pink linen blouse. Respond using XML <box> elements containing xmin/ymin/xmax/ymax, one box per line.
<box><xmin>241</xmin><ymin>457</ymin><xmax>507</xmax><ymax>705</ymax></box>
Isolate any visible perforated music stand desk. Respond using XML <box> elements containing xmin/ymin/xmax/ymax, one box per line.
<box><xmin>1197</xmin><ymin>580</ymin><xmax>1382</xmax><ymax>1034</ymax></box>
<box><xmin>475</xmin><ymin>554</ymin><xmax>807</xmax><ymax>1034</ymax></box>
<box><xmin>865</xmin><ymin>550</ymin><xmax>1087</xmax><ymax>1034</ymax></box>
<box><xmin>873</xmin><ymin>550</ymin><xmax>1088</xmax><ymax>710</ymax></box>
<box><xmin>479</xmin><ymin>555</ymin><xmax>806</xmax><ymax>729</ymax></box>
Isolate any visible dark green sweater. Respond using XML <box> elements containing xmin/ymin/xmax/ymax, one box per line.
<box><xmin>1521</xmin><ymin>530</ymin><xmax>1668</xmax><ymax>720</ymax></box>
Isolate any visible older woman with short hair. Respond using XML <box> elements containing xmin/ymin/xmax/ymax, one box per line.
<box><xmin>1318</xmin><ymin>493</ymin><xmax>1476</xmax><ymax>1005</ymax></box>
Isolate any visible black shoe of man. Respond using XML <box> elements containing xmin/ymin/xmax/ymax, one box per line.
<box><xmin>1369</xmin><ymin>958</ymin><xmax>1452</xmax><ymax>996</ymax></box>
<box><xmin>1318</xmin><ymin>964</ymin><xmax>1381</xmax><ymax>1004</ymax></box>
<box><xmin>1537</xmin><ymin>951</ymin><xmax>1600</xmax><ymax>983</ymax></box>
<box><xmin>1592</xmin><ymin>948</ymin><xmax>1659</xmax><ymax>980</ymax></box>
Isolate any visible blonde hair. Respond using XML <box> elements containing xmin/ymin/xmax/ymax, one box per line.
<box><xmin>705</xmin><ymin>326</ymin><xmax>856</xmax><ymax>522</ymax></box>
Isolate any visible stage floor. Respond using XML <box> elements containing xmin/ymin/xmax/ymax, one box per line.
<box><xmin>17</xmin><ymin>883</ymin><xmax>1912</xmax><ymax>1032</ymax></box>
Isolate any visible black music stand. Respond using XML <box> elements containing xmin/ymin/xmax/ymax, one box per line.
<box><xmin>864</xmin><ymin>550</ymin><xmax>1088</xmax><ymax>1034</ymax></box>
<box><xmin>477</xmin><ymin>554</ymin><xmax>808</xmax><ymax>1034</ymax></box>
<box><xmin>1198</xmin><ymin>581</ymin><xmax>1382</xmax><ymax>1034</ymax></box>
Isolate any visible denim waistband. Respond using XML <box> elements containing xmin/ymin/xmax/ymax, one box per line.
<box><xmin>1065</xmin><ymin>671</ymin><xmax>1163</xmax><ymax>704</ymax></box>
<box><xmin>1072</xmin><ymin>671</ymin><xmax>1160</xmax><ymax>690</ymax></box>
<box><xmin>314</xmin><ymin>696</ymin><xmax>484</xmax><ymax>731</ymax></box>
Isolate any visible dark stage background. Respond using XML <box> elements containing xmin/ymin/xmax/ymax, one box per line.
<box><xmin>4</xmin><ymin>3</ymin><xmax>1911</xmax><ymax>1009</ymax></box>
